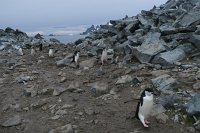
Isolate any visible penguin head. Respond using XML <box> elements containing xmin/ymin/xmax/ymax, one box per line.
<box><xmin>144</xmin><ymin>88</ymin><xmax>154</xmax><ymax>96</ymax></box>
<box><xmin>74</xmin><ymin>50</ymin><xmax>80</xmax><ymax>55</ymax></box>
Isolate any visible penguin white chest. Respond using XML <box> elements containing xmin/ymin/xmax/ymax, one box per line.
<box><xmin>75</xmin><ymin>53</ymin><xmax>79</xmax><ymax>63</ymax></box>
<box><xmin>139</xmin><ymin>95</ymin><xmax>153</xmax><ymax>117</ymax></box>
<box><xmin>101</xmin><ymin>50</ymin><xmax>108</xmax><ymax>63</ymax></box>
<box><xmin>31</xmin><ymin>48</ymin><xmax>35</xmax><ymax>55</ymax></box>
<box><xmin>18</xmin><ymin>48</ymin><xmax>23</xmax><ymax>56</ymax></box>
<box><xmin>49</xmin><ymin>49</ymin><xmax>54</xmax><ymax>57</ymax></box>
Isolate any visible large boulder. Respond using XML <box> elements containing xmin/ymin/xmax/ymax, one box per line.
<box><xmin>174</xmin><ymin>7</ymin><xmax>200</xmax><ymax>27</ymax></box>
<box><xmin>151</xmin><ymin>74</ymin><xmax>177</xmax><ymax>94</ymax></box>
<box><xmin>189</xmin><ymin>34</ymin><xmax>200</xmax><ymax>50</ymax></box>
<box><xmin>133</xmin><ymin>32</ymin><xmax>166</xmax><ymax>63</ymax></box>
<box><xmin>151</xmin><ymin>48</ymin><xmax>186</xmax><ymax>66</ymax></box>
<box><xmin>184</xmin><ymin>93</ymin><xmax>200</xmax><ymax>116</ymax></box>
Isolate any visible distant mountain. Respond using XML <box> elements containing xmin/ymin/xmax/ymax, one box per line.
<box><xmin>80</xmin><ymin>25</ymin><xmax>100</xmax><ymax>35</ymax></box>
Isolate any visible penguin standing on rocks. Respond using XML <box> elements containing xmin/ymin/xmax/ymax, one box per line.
<box><xmin>101</xmin><ymin>48</ymin><xmax>108</xmax><ymax>65</ymax></box>
<box><xmin>18</xmin><ymin>47</ymin><xmax>23</xmax><ymax>56</ymax></box>
<box><xmin>48</xmin><ymin>48</ymin><xmax>54</xmax><ymax>57</ymax></box>
<box><xmin>71</xmin><ymin>50</ymin><xmax>80</xmax><ymax>66</ymax></box>
<box><xmin>135</xmin><ymin>88</ymin><xmax>154</xmax><ymax>127</ymax></box>
<box><xmin>31</xmin><ymin>47</ymin><xmax>36</xmax><ymax>55</ymax></box>
<box><xmin>39</xmin><ymin>43</ymin><xmax>43</xmax><ymax>51</ymax></box>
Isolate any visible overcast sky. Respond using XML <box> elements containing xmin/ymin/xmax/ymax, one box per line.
<box><xmin>0</xmin><ymin>0</ymin><xmax>168</xmax><ymax>35</ymax></box>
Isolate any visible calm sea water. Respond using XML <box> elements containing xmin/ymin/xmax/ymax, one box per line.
<box><xmin>43</xmin><ymin>34</ymin><xmax>87</xmax><ymax>43</ymax></box>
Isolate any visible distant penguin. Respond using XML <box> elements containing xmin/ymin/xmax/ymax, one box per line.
<box><xmin>39</xmin><ymin>43</ymin><xmax>43</xmax><ymax>51</ymax></box>
<box><xmin>101</xmin><ymin>48</ymin><xmax>108</xmax><ymax>65</ymax></box>
<box><xmin>48</xmin><ymin>48</ymin><xmax>54</xmax><ymax>57</ymax></box>
<box><xmin>71</xmin><ymin>50</ymin><xmax>80</xmax><ymax>65</ymax></box>
<box><xmin>31</xmin><ymin>47</ymin><xmax>36</xmax><ymax>55</ymax></box>
<box><xmin>18</xmin><ymin>48</ymin><xmax>23</xmax><ymax>56</ymax></box>
<box><xmin>135</xmin><ymin>88</ymin><xmax>154</xmax><ymax>127</ymax></box>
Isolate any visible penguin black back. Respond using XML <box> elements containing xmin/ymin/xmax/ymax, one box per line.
<box><xmin>39</xmin><ymin>43</ymin><xmax>43</xmax><ymax>51</ymax></box>
<box><xmin>71</xmin><ymin>50</ymin><xmax>80</xmax><ymax>63</ymax></box>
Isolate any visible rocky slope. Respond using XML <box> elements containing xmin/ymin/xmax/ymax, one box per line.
<box><xmin>1</xmin><ymin>0</ymin><xmax>200</xmax><ymax>133</ymax></box>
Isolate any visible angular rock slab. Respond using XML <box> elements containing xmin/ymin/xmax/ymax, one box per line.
<box><xmin>1</xmin><ymin>115</ymin><xmax>22</xmax><ymax>127</ymax></box>
<box><xmin>79</xmin><ymin>58</ymin><xmax>97</xmax><ymax>69</ymax></box>
<box><xmin>133</xmin><ymin>32</ymin><xmax>166</xmax><ymax>63</ymax></box>
<box><xmin>151</xmin><ymin>48</ymin><xmax>186</xmax><ymax>66</ymax></box>
<box><xmin>49</xmin><ymin>124</ymin><xmax>73</xmax><ymax>133</ymax></box>
<box><xmin>184</xmin><ymin>93</ymin><xmax>200</xmax><ymax>116</ymax></box>
<box><xmin>151</xmin><ymin>74</ymin><xmax>177</xmax><ymax>94</ymax></box>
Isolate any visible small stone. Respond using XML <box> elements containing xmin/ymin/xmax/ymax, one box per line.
<box><xmin>55</xmin><ymin>109</ymin><xmax>67</xmax><ymax>116</ymax></box>
<box><xmin>193</xmin><ymin>81</ymin><xmax>200</xmax><ymax>90</ymax></box>
<box><xmin>50</xmin><ymin>115</ymin><xmax>60</xmax><ymax>120</ymax></box>
<box><xmin>77</xmin><ymin>112</ymin><xmax>83</xmax><ymax>116</ymax></box>
<box><xmin>1</xmin><ymin>115</ymin><xmax>21</xmax><ymax>127</ymax></box>
<box><xmin>53</xmin><ymin>87</ymin><xmax>67</xmax><ymax>96</ymax></box>
<box><xmin>89</xmin><ymin>82</ymin><xmax>109</xmax><ymax>96</ymax></box>
<box><xmin>67</xmin><ymin>81</ymin><xmax>82</xmax><ymax>92</ymax></box>
<box><xmin>60</xmin><ymin>77</ymin><xmax>67</xmax><ymax>83</ymax></box>
<box><xmin>30</xmin><ymin>99</ymin><xmax>47</xmax><ymax>109</ymax></box>
<box><xmin>156</xmin><ymin>113</ymin><xmax>169</xmax><ymax>124</ymax></box>
<box><xmin>115</xmin><ymin>75</ymin><xmax>132</xmax><ymax>84</ymax></box>
<box><xmin>61</xmin><ymin>104</ymin><xmax>74</xmax><ymax>109</ymax></box>
<box><xmin>150</xmin><ymin>104</ymin><xmax>166</xmax><ymax>117</ymax></box>
<box><xmin>49</xmin><ymin>124</ymin><xmax>73</xmax><ymax>133</ymax></box>
<box><xmin>24</xmin><ymin>86</ymin><xmax>37</xmax><ymax>97</ymax></box>
<box><xmin>84</xmin><ymin>107</ymin><xmax>94</xmax><ymax>115</ymax></box>
<box><xmin>185</xmin><ymin>127</ymin><xmax>195</xmax><ymax>133</ymax></box>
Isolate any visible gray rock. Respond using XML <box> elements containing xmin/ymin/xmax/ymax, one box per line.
<box><xmin>151</xmin><ymin>74</ymin><xmax>177</xmax><ymax>94</ymax></box>
<box><xmin>67</xmin><ymin>81</ymin><xmax>83</xmax><ymax>92</ymax></box>
<box><xmin>53</xmin><ymin>87</ymin><xmax>67</xmax><ymax>96</ymax></box>
<box><xmin>184</xmin><ymin>93</ymin><xmax>200</xmax><ymax>115</ymax></box>
<box><xmin>24</xmin><ymin>86</ymin><xmax>37</xmax><ymax>97</ymax></box>
<box><xmin>1</xmin><ymin>115</ymin><xmax>21</xmax><ymax>127</ymax></box>
<box><xmin>189</xmin><ymin>34</ymin><xmax>200</xmax><ymax>50</ymax></box>
<box><xmin>152</xmin><ymin>48</ymin><xmax>186</xmax><ymax>66</ymax></box>
<box><xmin>160</xmin><ymin>23</ymin><xmax>196</xmax><ymax>35</ymax></box>
<box><xmin>124</xmin><ymin>20</ymin><xmax>139</xmax><ymax>35</ymax></box>
<box><xmin>55</xmin><ymin>109</ymin><xmax>67</xmax><ymax>116</ymax></box>
<box><xmin>158</xmin><ymin>94</ymin><xmax>178</xmax><ymax>109</ymax></box>
<box><xmin>150</xmin><ymin>104</ymin><xmax>166</xmax><ymax>117</ymax></box>
<box><xmin>156</xmin><ymin>113</ymin><xmax>169</xmax><ymax>124</ymax></box>
<box><xmin>15</xmin><ymin>74</ymin><xmax>33</xmax><ymax>83</ymax></box>
<box><xmin>115</xmin><ymin>75</ymin><xmax>132</xmax><ymax>84</ymax></box>
<box><xmin>79</xmin><ymin>58</ymin><xmax>97</xmax><ymax>69</ymax></box>
<box><xmin>49</xmin><ymin>124</ymin><xmax>73</xmax><ymax>133</ymax></box>
<box><xmin>174</xmin><ymin>7</ymin><xmax>200</xmax><ymax>27</ymax></box>
<box><xmin>195</xmin><ymin>123</ymin><xmax>200</xmax><ymax>131</ymax></box>
<box><xmin>186</xmin><ymin>127</ymin><xmax>196</xmax><ymax>133</ymax></box>
<box><xmin>30</xmin><ymin>99</ymin><xmax>47</xmax><ymax>109</ymax></box>
<box><xmin>133</xmin><ymin>32</ymin><xmax>166</xmax><ymax>63</ymax></box>
<box><xmin>193</xmin><ymin>81</ymin><xmax>200</xmax><ymax>90</ymax></box>
<box><xmin>84</xmin><ymin>107</ymin><xmax>94</xmax><ymax>115</ymax></box>
<box><xmin>177</xmin><ymin>43</ymin><xmax>195</xmax><ymax>54</ymax></box>
<box><xmin>89</xmin><ymin>82</ymin><xmax>109</xmax><ymax>96</ymax></box>
<box><xmin>56</xmin><ymin>57</ymin><xmax>72</xmax><ymax>67</ymax></box>
<box><xmin>96</xmin><ymin>67</ymin><xmax>105</xmax><ymax>77</ymax></box>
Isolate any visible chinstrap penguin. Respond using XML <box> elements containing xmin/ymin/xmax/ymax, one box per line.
<box><xmin>48</xmin><ymin>48</ymin><xmax>54</xmax><ymax>57</ymax></box>
<box><xmin>135</xmin><ymin>88</ymin><xmax>154</xmax><ymax>127</ymax></box>
<box><xmin>71</xmin><ymin>50</ymin><xmax>80</xmax><ymax>65</ymax></box>
<box><xmin>101</xmin><ymin>48</ymin><xmax>108</xmax><ymax>65</ymax></box>
<box><xmin>18</xmin><ymin>47</ymin><xmax>23</xmax><ymax>56</ymax></box>
<box><xmin>31</xmin><ymin>47</ymin><xmax>36</xmax><ymax>55</ymax></box>
<box><xmin>39</xmin><ymin>43</ymin><xmax>43</xmax><ymax>51</ymax></box>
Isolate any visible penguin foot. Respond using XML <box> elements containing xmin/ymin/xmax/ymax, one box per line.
<box><xmin>143</xmin><ymin>123</ymin><xmax>149</xmax><ymax>128</ymax></box>
<box><xmin>145</xmin><ymin>119</ymin><xmax>150</xmax><ymax>124</ymax></box>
